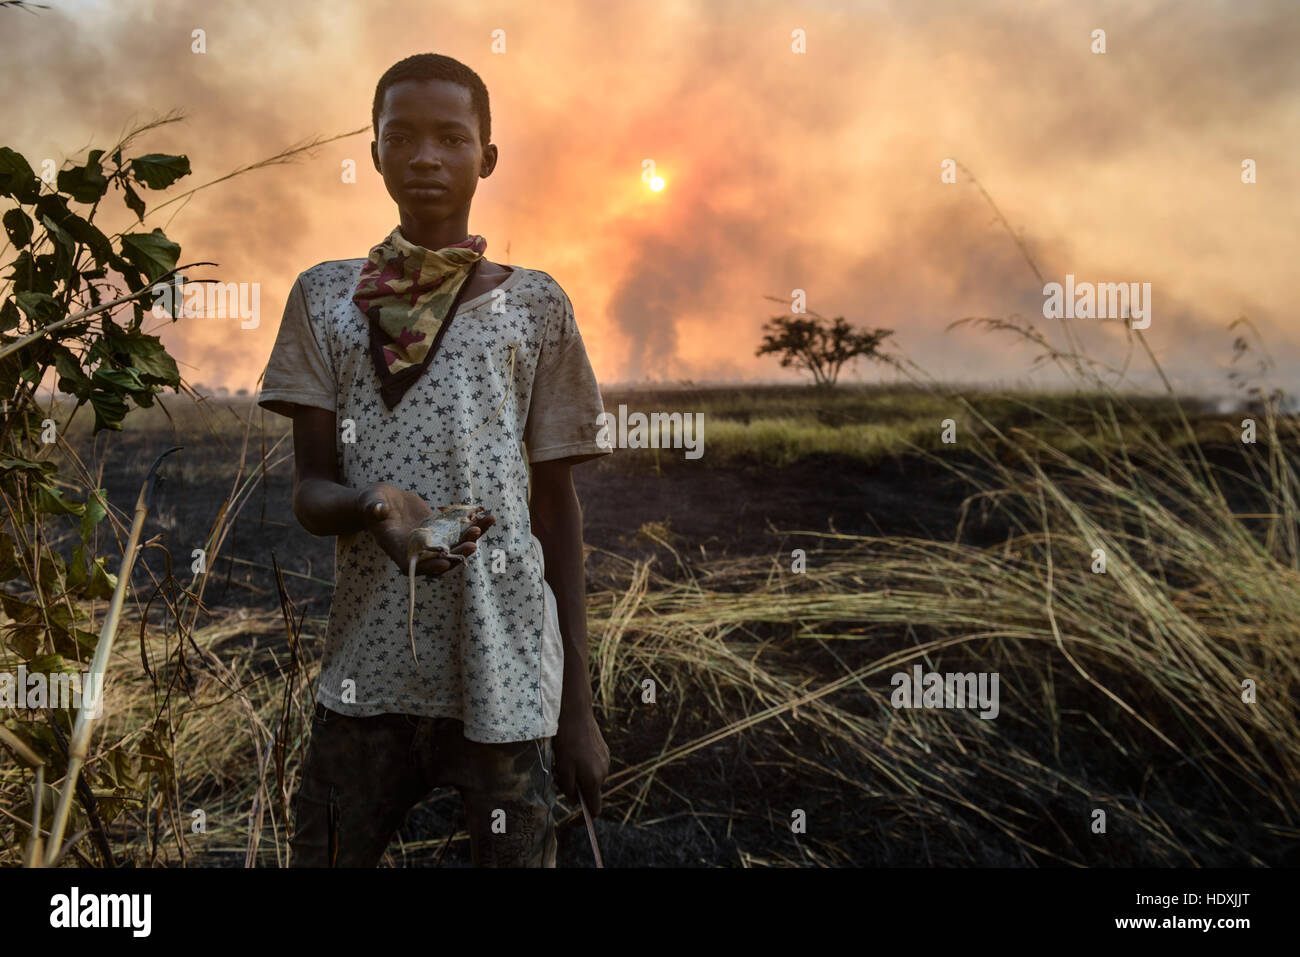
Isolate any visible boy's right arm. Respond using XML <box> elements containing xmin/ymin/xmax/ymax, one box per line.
<box><xmin>288</xmin><ymin>406</ymin><xmax>493</xmax><ymax>575</ymax></box>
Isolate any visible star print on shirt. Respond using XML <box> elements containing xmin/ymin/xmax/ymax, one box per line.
<box><xmin>261</xmin><ymin>259</ymin><xmax>607</xmax><ymax>743</ymax></box>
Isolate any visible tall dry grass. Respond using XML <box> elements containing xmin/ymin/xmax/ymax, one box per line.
<box><xmin>5</xmin><ymin>369</ymin><xmax>1296</xmax><ymax>865</ymax></box>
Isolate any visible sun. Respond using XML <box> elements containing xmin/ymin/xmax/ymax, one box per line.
<box><xmin>649</xmin><ymin>175</ymin><xmax>665</xmax><ymax>192</ymax></box>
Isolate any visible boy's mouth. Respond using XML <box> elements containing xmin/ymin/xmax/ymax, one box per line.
<box><xmin>407</xmin><ymin>181</ymin><xmax>449</xmax><ymax>196</ymax></box>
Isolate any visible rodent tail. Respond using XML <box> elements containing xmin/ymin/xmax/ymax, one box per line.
<box><xmin>408</xmin><ymin>554</ymin><xmax>420</xmax><ymax>665</ymax></box>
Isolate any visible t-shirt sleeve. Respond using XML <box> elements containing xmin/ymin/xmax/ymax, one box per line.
<box><xmin>524</xmin><ymin>286</ymin><xmax>612</xmax><ymax>464</ymax></box>
<box><xmin>256</xmin><ymin>275</ymin><xmax>336</xmax><ymax>418</ymax></box>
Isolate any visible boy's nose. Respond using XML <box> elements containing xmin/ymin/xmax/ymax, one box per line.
<box><xmin>410</xmin><ymin>141</ymin><xmax>442</xmax><ymax>168</ymax></box>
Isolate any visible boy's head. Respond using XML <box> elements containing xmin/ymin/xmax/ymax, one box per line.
<box><xmin>372</xmin><ymin>53</ymin><xmax>491</xmax><ymax>145</ymax></box>
<box><xmin>370</xmin><ymin>54</ymin><xmax>495</xmax><ymax>229</ymax></box>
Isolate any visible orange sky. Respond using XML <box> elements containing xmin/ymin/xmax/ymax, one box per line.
<box><xmin>3</xmin><ymin>0</ymin><xmax>1298</xmax><ymax>398</ymax></box>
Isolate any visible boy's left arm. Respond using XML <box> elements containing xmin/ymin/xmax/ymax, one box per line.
<box><xmin>530</xmin><ymin>458</ymin><xmax>610</xmax><ymax>815</ymax></box>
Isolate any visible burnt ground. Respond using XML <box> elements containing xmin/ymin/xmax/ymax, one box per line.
<box><xmin>88</xmin><ymin>436</ymin><xmax>1277</xmax><ymax>610</ymax></box>
<box><xmin>51</xmin><ymin>433</ymin><xmax>1293</xmax><ymax>867</ymax></box>
<box><xmin>89</xmin><ymin>443</ymin><xmax>995</xmax><ymax>613</ymax></box>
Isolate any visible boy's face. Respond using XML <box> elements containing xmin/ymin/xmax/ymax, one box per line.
<box><xmin>371</xmin><ymin>78</ymin><xmax>496</xmax><ymax>227</ymax></box>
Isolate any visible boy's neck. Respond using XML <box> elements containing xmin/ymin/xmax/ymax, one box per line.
<box><xmin>397</xmin><ymin>212</ymin><xmax>472</xmax><ymax>252</ymax></box>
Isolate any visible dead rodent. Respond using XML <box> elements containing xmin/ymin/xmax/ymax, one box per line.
<box><xmin>406</xmin><ymin>504</ymin><xmax>488</xmax><ymax>665</ymax></box>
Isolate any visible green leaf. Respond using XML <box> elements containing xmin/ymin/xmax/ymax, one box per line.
<box><xmin>56</xmin><ymin>150</ymin><xmax>109</xmax><ymax>204</ymax></box>
<box><xmin>86</xmin><ymin>557</ymin><xmax>117</xmax><ymax>600</ymax></box>
<box><xmin>51</xmin><ymin>342</ymin><xmax>89</xmax><ymax>380</ymax></box>
<box><xmin>51</xmin><ymin>343</ymin><xmax>91</xmax><ymax>399</ymax></box>
<box><xmin>129</xmin><ymin>153</ymin><xmax>190</xmax><ymax>190</ymax></box>
<box><xmin>90</xmin><ymin>388</ymin><xmax>129</xmax><ymax>432</ymax></box>
<box><xmin>92</xmin><ymin>365</ymin><xmax>144</xmax><ymax>391</ymax></box>
<box><xmin>0</xmin><ymin>454</ymin><xmax>57</xmax><ymax>475</ymax></box>
<box><xmin>61</xmin><ymin>211</ymin><xmax>113</xmax><ymax>267</ymax></box>
<box><xmin>73</xmin><ymin>626</ymin><xmax>99</xmax><ymax>655</ymax></box>
<box><xmin>94</xmin><ymin>793</ymin><xmax>128</xmax><ymax>827</ymax></box>
<box><xmin>7</xmin><ymin>250</ymin><xmax>37</xmax><ymax>293</ymax></box>
<box><xmin>27</xmin><ymin>653</ymin><xmax>70</xmax><ymax>675</ymax></box>
<box><xmin>39</xmin><ymin>213</ymin><xmax>75</xmax><ymax>271</ymax></box>
<box><xmin>118</xmin><ymin>229</ymin><xmax>180</xmax><ymax>282</ymax></box>
<box><xmin>121</xmin><ymin>179</ymin><xmax>146</xmax><ymax>222</ymax></box>
<box><xmin>107</xmin><ymin>251</ymin><xmax>145</xmax><ymax>293</ymax></box>
<box><xmin>89</xmin><ymin>315</ymin><xmax>124</xmax><ymax>359</ymax></box>
<box><xmin>33</xmin><ymin>193</ymin><xmax>72</xmax><ymax>228</ymax></box>
<box><xmin>133</xmin><ymin>349</ymin><xmax>179</xmax><ymax>385</ymax></box>
<box><xmin>29</xmin><ymin>254</ymin><xmax>61</xmax><ymax>295</ymax></box>
<box><xmin>1</xmin><ymin>592</ymin><xmax>37</xmax><ymax>623</ymax></box>
<box><xmin>3</xmin><ymin>207</ymin><xmax>32</xmax><ymax>247</ymax></box>
<box><xmin>5</xmin><ymin>625</ymin><xmax>40</xmax><ymax>659</ymax></box>
<box><xmin>105</xmin><ymin>747</ymin><xmax>137</xmax><ymax>792</ymax></box>
<box><xmin>36</xmin><ymin>548</ymin><xmax>68</xmax><ymax>590</ymax></box>
<box><xmin>105</xmin><ymin>328</ymin><xmax>164</xmax><ymax>357</ymax></box>
<box><xmin>46</xmin><ymin>601</ymin><xmax>89</xmax><ymax>631</ymax></box>
<box><xmin>107</xmin><ymin>330</ymin><xmax>179</xmax><ymax>386</ymax></box>
<box><xmin>14</xmin><ymin>291</ymin><xmax>61</xmax><ymax>324</ymax></box>
<box><xmin>0</xmin><ymin>147</ymin><xmax>40</xmax><ymax>203</ymax></box>
<box><xmin>67</xmin><ymin>543</ymin><xmax>87</xmax><ymax>588</ymax></box>
<box><xmin>0</xmin><ymin>297</ymin><xmax>18</xmax><ymax>332</ymax></box>
<box><xmin>36</xmin><ymin>485</ymin><xmax>85</xmax><ymax>517</ymax></box>
<box><xmin>80</xmin><ymin>490</ymin><xmax>107</xmax><ymax>543</ymax></box>
<box><xmin>0</xmin><ymin>594</ymin><xmax>37</xmax><ymax>628</ymax></box>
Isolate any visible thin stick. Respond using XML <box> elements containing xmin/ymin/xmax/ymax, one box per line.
<box><xmin>579</xmin><ymin>792</ymin><xmax>604</xmax><ymax>868</ymax></box>
<box><xmin>40</xmin><ymin>447</ymin><xmax>181</xmax><ymax>867</ymax></box>
<box><xmin>0</xmin><ymin>263</ymin><xmax>216</xmax><ymax>362</ymax></box>
<box><xmin>0</xmin><ymin>724</ymin><xmax>44</xmax><ymax>768</ymax></box>
<box><xmin>24</xmin><ymin>765</ymin><xmax>44</xmax><ymax>868</ymax></box>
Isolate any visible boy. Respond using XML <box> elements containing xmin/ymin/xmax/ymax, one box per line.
<box><xmin>257</xmin><ymin>53</ymin><xmax>611</xmax><ymax>867</ymax></box>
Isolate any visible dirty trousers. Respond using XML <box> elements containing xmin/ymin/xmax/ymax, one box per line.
<box><xmin>290</xmin><ymin>704</ymin><xmax>557</xmax><ymax>867</ymax></box>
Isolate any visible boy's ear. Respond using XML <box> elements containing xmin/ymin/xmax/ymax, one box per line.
<box><xmin>371</xmin><ymin>140</ymin><xmax>381</xmax><ymax>175</ymax></box>
<box><xmin>479</xmin><ymin>143</ymin><xmax>499</xmax><ymax>178</ymax></box>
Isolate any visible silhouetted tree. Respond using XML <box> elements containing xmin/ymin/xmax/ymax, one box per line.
<box><xmin>756</xmin><ymin>308</ymin><xmax>894</xmax><ymax>387</ymax></box>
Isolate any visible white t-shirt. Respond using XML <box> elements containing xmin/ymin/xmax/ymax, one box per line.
<box><xmin>257</xmin><ymin>258</ymin><xmax>610</xmax><ymax>742</ymax></box>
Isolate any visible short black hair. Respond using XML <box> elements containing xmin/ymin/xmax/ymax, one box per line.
<box><xmin>371</xmin><ymin>53</ymin><xmax>491</xmax><ymax>146</ymax></box>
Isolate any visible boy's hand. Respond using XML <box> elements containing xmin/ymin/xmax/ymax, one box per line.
<box><xmin>553</xmin><ymin>705</ymin><xmax>610</xmax><ymax>816</ymax></box>
<box><xmin>358</xmin><ymin>482</ymin><xmax>495</xmax><ymax>577</ymax></box>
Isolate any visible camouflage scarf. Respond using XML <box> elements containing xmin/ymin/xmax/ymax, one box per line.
<box><xmin>352</xmin><ymin>226</ymin><xmax>487</xmax><ymax>410</ymax></box>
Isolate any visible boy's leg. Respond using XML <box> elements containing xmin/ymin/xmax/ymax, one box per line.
<box><xmin>290</xmin><ymin>703</ymin><xmax>426</xmax><ymax>867</ymax></box>
<box><xmin>437</xmin><ymin>720</ymin><xmax>557</xmax><ymax>867</ymax></box>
